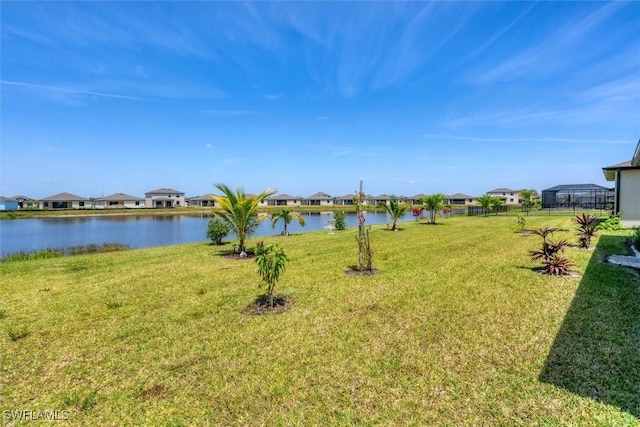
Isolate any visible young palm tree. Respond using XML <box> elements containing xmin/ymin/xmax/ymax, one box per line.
<box><xmin>271</xmin><ymin>208</ymin><xmax>306</xmax><ymax>235</ymax></box>
<box><xmin>212</xmin><ymin>184</ymin><xmax>276</xmax><ymax>257</ymax></box>
<box><xmin>519</xmin><ymin>189</ymin><xmax>538</xmax><ymax>215</ymax></box>
<box><xmin>377</xmin><ymin>197</ymin><xmax>409</xmax><ymax>231</ymax></box>
<box><xmin>420</xmin><ymin>193</ymin><xmax>446</xmax><ymax>224</ymax></box>
<box><xmin>476</xmin><ymin>194</ymin><xmax>494</xmax><ymax>217</ymax></box>
<box><xmin>255</xmin><ymin>243</ymin><xmax>289</xmax><ymax>307</ymax></box>
<box><xmin>490</xmin><ymin>197</ymin><xmax>504</xmax><ymax>215</ymax></box>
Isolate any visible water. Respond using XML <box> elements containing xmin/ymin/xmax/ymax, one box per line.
<box><xmin>0</xmin><ymin>211</ymin><xmax>417</xmax><ymax>256</ymax></box>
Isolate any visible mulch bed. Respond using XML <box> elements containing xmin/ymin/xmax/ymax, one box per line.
<box><xmin>242</xmin><ymin>294</ymin><xmax>295</xmax><ymax>316</ymax></box>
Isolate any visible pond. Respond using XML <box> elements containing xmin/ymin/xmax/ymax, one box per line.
<box><xmin>0</xmin><ymin>211</ymin><xmax>419</xmax><ymax>257</ymax></box>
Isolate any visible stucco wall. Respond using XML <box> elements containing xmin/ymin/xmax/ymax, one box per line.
<box><xmin>620</xmin><ymin>169</ymin><xmax>640</xmax><ymax>228</ymax></box>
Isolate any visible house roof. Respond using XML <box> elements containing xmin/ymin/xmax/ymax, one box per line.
<box><xmin>98</xmin><ymin>193</ymin><xmax>145</xmax><ymax>201</ymax></box>
<box><xmin>448</xmin><ymin>193</ymin><xmax>474</xmax><ymax>199</ymax></box>
<box><xmin>145</xmin><ymin>188</ymin><xmax>184</xmax><ymax>195</ymax></box>
<box><xmin>306</xmin><ymin>192</ymin><xmax>332</xmax><ymax>200</ymax></box>
<box><xmin>40</xmin><ymin>192</ymin><xmax>88</xmax><ymax>201</ymax></box>
<box><xmin>268</xmin><ymin>193</ymin><xmax>301</xmax><ymax>200</ymax></box>
<box><xmin>188</xmin><ymin>194</ymin><xmax>216</xmax><ymax>201</ymax></box>
<box><xmin>336</xmin><ymin>194</ymin><xmax>356</xmax><ymax>200</ymax></box>
<box><xmin>11</xmin><ymin>195</ymin><xmax>35</xmax><ymax>201</ymax></box>
<box><xmin>487</xmin><ymin>188</ymin><xmax>516</xmax><ymax>194</ymax></box>
<box><xmin>602</xmin><ymin>140</ymin><xmax>640</xmax><ymax>181</ymax></box>
<box><xmin>0</xmin><ymin>196</ymin><xmax>18</xmax><ymax>202</ymax></box>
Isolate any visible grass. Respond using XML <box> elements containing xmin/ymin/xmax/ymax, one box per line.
<box><xmin>1</xmin><ymin>214</ymin><xmax>638</xmax><ymax>425</ymax></box>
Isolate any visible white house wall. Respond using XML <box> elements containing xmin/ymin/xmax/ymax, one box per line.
<box><xmin>620</xmin><ymin>169</ymin><xmax>640</xmax><ymax>227</ymax></box>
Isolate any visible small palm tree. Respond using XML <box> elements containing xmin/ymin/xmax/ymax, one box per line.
<box><xmin>519</xmin><ymin>189</ymin><xmax>538</xmax><ymax>215</ymax></box>
<box><xmin>377</xmin><ymin>197</ymin><xmax>409</xmax><ymax>231</ymax></box>
<box><xmin>420</xmin><ymin>193</ymin><xmax>446</xmax><ymax>224</ymax></box>
<box><xmin>255</xmin><ymin>243</ymin><xmax>289</xmax><ymax>307</ymax></box>
<box><xmin>476</xmin><ymin>194</ymin><xmax>494</xmax><ymax>217</ymax></box>
<box><xmin>490</xmin><ymin>197</ymin><xmax>504</xmax><ymax>215</ymax></box>
<box><xmin>270</xmin><ymin>208</ymin><xmax>306</xmax><ymax>235</ymax></box>
<box><xmin>212</xmin><ymin>184</ymin><xmax>276</xmax><ymax>257</ymax></box>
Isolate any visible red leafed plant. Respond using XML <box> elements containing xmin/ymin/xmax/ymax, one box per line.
<box><xmin>574</xmin><ymin>213</ymin><xmax>598</xmax><ymax>249</ymax></box>
<box><xmin>530</xmin><ymin>227</ymin><xmax>575</xmax><ymax>276</ymax></box>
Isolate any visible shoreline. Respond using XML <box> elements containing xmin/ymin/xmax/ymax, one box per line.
<box><xmin>0</xmin><ymin>205</ymin><xmax>376</xmax><ymax>220</ymax></box>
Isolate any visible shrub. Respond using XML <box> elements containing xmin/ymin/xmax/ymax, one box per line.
<box><xmin>206</xmin><ymin>218</ymin><xmax>230</xmax><ymax>245</ymax></box>
<box><xmin>574</xmin><ymin>213</ymin><xmax>597</xmax><ymax>248</ymax></box>
<box><xmin>597</xmin><ymin>213</ymin><xmax>623</xmax><ymax>231</ymax></box>
<box><xmin>334</xmin><ymin>211</ymin><xmax>346</xmax><ymax>230</ymax></box>
<box><xmin>517</xmin><ymin>214</ymin><xmax>526</xmax><ymax>230</ymax></box>
<box><xmin>633</xmin><ymin>227</ymin><xmax>640</xmax><ymax>251</ymax></box>
<box><xmin>530</xmin><ymin>228</ymin><xmax>575</xmax><ymax>276</ymax></box>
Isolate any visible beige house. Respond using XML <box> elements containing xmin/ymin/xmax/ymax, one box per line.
<box><xmin>145</xmin><ymin>188</ymin><xmax>186</xmax><ymax>208</ymax></box>
<box><xmin>486</xmin><ymin>188</ymin><xmax>520</xmax><ymax>204</ymax></box>
<box><xmin>267</xmin><ymin>194</ymin><xmax>302</xmax><ymax>206</ymax></box>
<box><xmin>303</xmin><ymin>192</ymin><xmax>333</xmax><ymax>206</ymax></box>
<box><xmin>602</xmin><ymin>140</ymin><xmax>640</xmax><ymax>227</ymax></box>
<box><xmin>188</xmin><ymin>194</ymin><xmax>217</xmax><ymax>207</ymax></box>
<box><xmin>335</xmin><ymin>194</ymin><xmax>356</xmax><ymax>206</ymax></box>
<box><xmin>12</xmin><ymin>195</ymin><xmax>38</xmax><ymax>209</ymax></box>
<box><xmin>39</xmin><ymin>192</ymin><xmax>89</xmax><ymax>209</ymax></box>
<box><xmin>447</xmin><ymin>193</ymin><xmax>476</xmax><ymax>205</ymax></box>
<box><xmin>95</xmin><ymin>193</ymin><xmax>145</xmax><ymax>209</ymax></box>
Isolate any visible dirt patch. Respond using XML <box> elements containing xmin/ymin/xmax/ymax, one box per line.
<box><xmin>139</xmin><ymin>384</ymin><xmax>168</xmax><ymax>399</ymax></box>
<box><xmin>242</xmin><ymin>294</ymin><xmax>295</xmax><ymax>316</ymax></box>
<box><xmin>345</xmin><ymin>268</ymin><xmax>380</xmax><ymax>277</ymax></box>
<box><xmin>224</xmin><ymin>253</ymin><xmax>255</xmax><ymax>260</ymax></box>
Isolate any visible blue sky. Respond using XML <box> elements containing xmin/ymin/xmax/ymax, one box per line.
<box><xmin>2</xmin><ymin>1</ymin><xmax>639</xmax><ymax>199</ymax></box>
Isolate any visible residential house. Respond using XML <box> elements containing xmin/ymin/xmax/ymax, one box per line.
<box><xmin>408</xmin><ymin>194</ymin><xmax>427</xmax><ymax>205</ymax></box>
<box><xmin>447</xmin><ymin>193</ymin><xmax>476</xmax><ymax>205</ymax></box>
<box><xmin>0</xmin><ymin>197</ymin><xmax>19</xmax><ymax>211</ymax></box>
<box><xmin>486</xmin><ymin>188</ymin><xmax>520</xmax><ymax>204</ymax></box>
<box><xmin>303</xmin><ymin>192</ymin><xmax>333</xmax><ymax>206</ymax></box>
<box><xmin>39</xmin><ymin>192</ymin><xmax>89</xmax><ymax>209</ymax></box>
<box><xmin>96</xmin><ymin>193</ymin><xmax>145</xmax><ymax>209</ymax></box>
<box><xmin>369</xmin><ymin>194</ymin><xmax>391</xmax><ymax>206</ymax></box>
<box><xmin>12</xmin><ymin>195</ymin><xmax>38</xmax><ymax>209</ymax></box>
<box><xmin>145</xmin><ymin>188</ymin><xmax>186</xmax><ymax>208</ymax></box>
<box><xmin>188</xmin><ymin>194</ymin><xmax>217</xmax><ymax>207</ymax></box>
<box><xmin>267</xmin><ymin>194</ymin><xmax>302</xmax><ymax>207</ymax></box>
<box><xmin>335</xmin><ymin>194</ymin><xmax>356</xmax><ymax>206</ymax></box>
<box><xmin>602</xmin><ymin>139</ymin><xmax>640</xmax><ymax>227</ymax></box>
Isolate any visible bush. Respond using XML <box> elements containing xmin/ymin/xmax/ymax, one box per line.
<box><xmin>597</xmin><ymin>214</ymin><xmax>623</xmax><ymax>231</ymax></box>
<box><xmin>334</xmin><ymin>211</ymin><xmax>346</xmax><ymax>231</ymax></box>
<box><xmin>633</xmin><ymin>227</ymin><xmax>640</xmax><ymax>251</ymax></box>
<box><xmin>206</xmin><ymin>219</ymin><xmax>230</xmax><ymax>245</ymax></box>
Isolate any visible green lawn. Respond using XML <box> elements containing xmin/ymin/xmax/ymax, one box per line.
<box><xmin>1</xmin><ymin>215</ymin><xmax>638</xmax><ymax>426</ymax></box>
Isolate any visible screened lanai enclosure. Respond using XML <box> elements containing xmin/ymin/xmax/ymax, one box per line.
<box><xmin>541</xmin><ymin>184</ymin><xmax>614</xmax><ymax>210</ymax></box>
